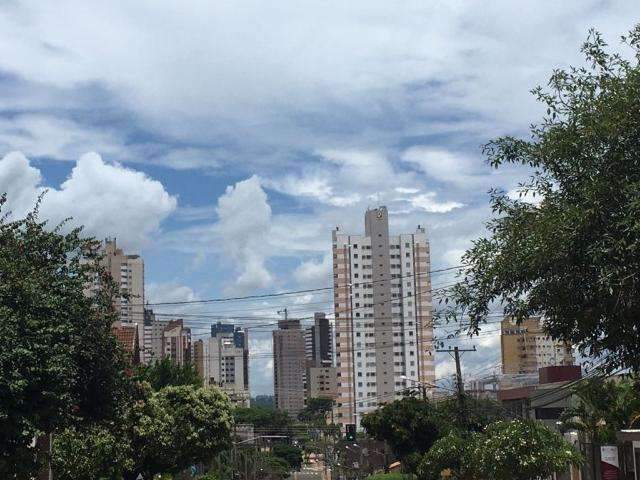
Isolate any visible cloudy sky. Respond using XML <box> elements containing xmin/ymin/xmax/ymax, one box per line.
<box><xmin>1</xmin><ymin>1</ymin><xmax>638</xmax><ymax>394</ymax></box>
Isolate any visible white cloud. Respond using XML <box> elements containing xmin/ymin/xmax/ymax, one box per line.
<box><xmin>215</xmin><ymin>176</ymin><xmax>273</xmax><ymax>294</ymax></box>
<box><xmin>0</xmin><ymin>151</ymin><xmax>177</xmax><ymax>249</ymax></box>
<box><xmin>402</xmin><ymin>146</ymin><xmax>485</xmax><ymax>187</ymax></box>
<box><xmin>409</xmin><ymin>192</ymin><xmax>464</xmax><ymax>213</ymax></box>
<box><xmin>293</xmin><ymin>253</ymin><xmax>332</xmax><ymax>288</ymax></box>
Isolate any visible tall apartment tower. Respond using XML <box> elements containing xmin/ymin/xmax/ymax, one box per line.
<box><xmin>305</xmin><ymin>312</ymin><xmax>333</xmax><ymax>366</ymax></box>
<box><xmin>86</xmin><ymin>239</ymin><xmax>146</xmax><ymax>360</ymax></box>
<box><xmin>273</xmin><ymin>319</ymin><xmax>307</xmax><ymax>416</ymax></box>
<box><xmin>306</xmin><ymin>312</ymin><xmax>338</xmax><ymax>401</ymax></box>
<box><xmin>194</xmin><ymin>322</ymin><xmax>250</xmax><ymax>406</ymax></box>
<box><xmin>332</xmin><ymin>206</ymin><xmax>435</xmax><ymax>427</ymax></box>
<box><xmin>163</xmin><ymin>319</ymin><xmax>192</xmax><ymax>366</ymax></box>
<box><xmin>501</xmin><ymin>316</ymin><xmax>574</xmax><ymax>375</ymax></box>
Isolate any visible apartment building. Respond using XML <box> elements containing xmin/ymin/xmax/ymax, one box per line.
<box><xmin>501</xmin><ymin>316</ymin><xmax>574</xmax><ymax>375</ymax></box>
<box><xmin>142</xmin><ymin>308</ymin><xmax>169</xmax><ymax>364</ymax></box>
<box><xmin>163</xmin><ymin>319</ymin><xmax>192</xmax><ymax>366</ymax></box>
<box><xmin>332</xmin><ymin>206</ymin><xmax>435</xmax><ymax>428</ymax></box>
<box><xmin>305</xmin><ymin>313</ymin><xmax>337</xmax><ymax>401</ymax></box>
<box><xmin>194</xmin><ymin>322</ymin><xmax>250</xmax><ymax>406</ymax></box>
<box><xmin>273</xmin><ymin>319</ymin><xmax>307</xmax><ymax>416</ymax></box>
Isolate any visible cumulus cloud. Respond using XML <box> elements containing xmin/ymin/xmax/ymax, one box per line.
<box><xmin>0</xmin><ymin>151</ymin><xmax>176</xmax><ymax>248</ymax></box>
<box><xmin>215</xmin><ymin>176</ymin><xmax>273</xmax><ymax>294</ymax></box>
<box><xmin>409</xmin><ymin>192</ymin><xmax>464</xmax><ymax>213</ymax></box>
<box><xmin>293</xmin><ymin>253</ymin><xmax>333</xmax><ymax>288</ymax></box>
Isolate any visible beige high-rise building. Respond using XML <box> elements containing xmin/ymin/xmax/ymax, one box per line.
<box><xmin>273</xmin><ymin>319</ymin><xmax>307</xmax><ymax>416</ymax></box>
<box><xmin>194</xmin><ymin>323</ymin><xmax>250</xmax><ymax>407</ymax></box>
<box><xmin>501</xmin><ymin>316</ymin><xmax>574</xmax><ymax>375</ymax></box>
<box><xmin>332</xmin><ymin>206</ymin><xmax>435</xmax><ymax>428</ymax></box>
<box><xmin>86</xmin><ymin>238</ymin><xmax>146</xmax><ymax>360</ymax></box>
<box><xmin>163</xmin><ymin>319</ymin><xmax>192</xmax><ymax>366</ymax></box>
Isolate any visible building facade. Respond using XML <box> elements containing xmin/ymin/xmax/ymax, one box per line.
<box><xmin>305</xmin><ymin>312</ymin><xmax>337</xmax><ymax>401</ymax></box>
<box><xmin>163</xmin><ymin>319</ymin><xmax>192</xmax><ymax>366</ymax></box>
<box><xmin>142</xmin><ymin>308</ymin><xmax>169</xmax><ymax>364</ymax></box>
<box><xmin>194</xmin><ymin>322</ymin><xmax>250</xmax><ymax>406</ymax></box>
<box><xmin>273</xmin><ymin>319</ymin><xmax>307</xmax><ymax>416</ymax></box>
<box><xmin>332</xmin><ymin>206</ymin><xmax>435</xmax><ymax>427</ymax></box>
<box><xmin>501</xmin><ymin>316</ymin><xmax>575</xmax><ymax>375</ymax></box>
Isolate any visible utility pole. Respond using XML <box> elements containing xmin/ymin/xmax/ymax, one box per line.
<box><xmin>436</xmin><ymin>346</ymin><xmax>476</xmax><ymax>426</ymax></box>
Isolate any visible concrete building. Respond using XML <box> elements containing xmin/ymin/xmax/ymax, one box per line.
<box><xmin>86</xmin><ymin>238</ymin><xmax>146</xmax><ymax>358</ymax></box>
<box><xmin>501</xmin><ymin>316</ymin><xmax>574</xmax><ymax>375</ymax></box>
<box><xmin>305</xmin><ymin>312</ymin><xmax>333</xmax><ymax>365</ymax></box>
<box><xmin>142</xmin><ymin>308</ymin><xmax>169</xmax><ymax>364</ymax></box>
<box><xmin>305</xmin><ymin>313</ymin><xmax>338</xmax><ymax>402</ymax></box>
<box><xmin>273</xmin><ymin>319</ymin><xmax>307</xmax><ymax>416</ymax></box>
<box><xmin>163</xmin><ymin>319</ymin><xmax>191</xmax><ymax>366</ymax></box>
<box><xmin>332</xmin><ymin>206</ymin><xmax>436</xmax><ymax>427</ymax></box>
<box><xmin>194</xmin><ymin>322</ymin><xmax>250</xmax><ymax>406</ymax></box>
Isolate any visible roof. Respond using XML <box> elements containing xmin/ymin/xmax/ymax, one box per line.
<box><xmin>112</xmin><ymin>324</ymin><xmax>138</xmax><ymax>353</ymax></box>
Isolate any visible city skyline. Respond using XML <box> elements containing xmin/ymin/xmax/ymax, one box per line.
<box><xmin>0</xmin><ymin>3</ymin><xmax>637</xmax><ymax>394</ymax></box>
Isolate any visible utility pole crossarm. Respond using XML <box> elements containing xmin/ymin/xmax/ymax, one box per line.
<box><xmin>435</xmin><ymin>346</ymin><xmax>476</xmax><ymax>426</ymax></box>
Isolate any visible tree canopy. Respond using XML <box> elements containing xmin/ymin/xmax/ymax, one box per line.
<box><xmin>0</xmin><ymin>196</ymin><xmax>128</xmax><ymax>478</ymax></box>
<box><xmin>445</xmin><ymin>26</ymin><xmax>640</xmax><ymax>371</ymax></box>
<box><xmin>135</xmin><ymin>356</ymin><xmax>203</xmax><ymax>390</ymax></box>
<box><xmin>418</xmin><ymin>420</ymin><xmax>582</xmax><ymax>480</ymax></box>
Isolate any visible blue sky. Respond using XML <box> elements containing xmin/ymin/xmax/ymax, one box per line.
<box><xmin>0</xmin><ymin>1</ymin><xmax>638</xmax><ymax>394</ymax></box>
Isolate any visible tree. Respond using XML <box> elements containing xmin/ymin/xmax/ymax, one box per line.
<box><xmin>298</xmin><ymin>397</ymin><xmax>334</xmax><ymax>424</ymax></box>
<box><xmin>560</xmin><ymin>376</ymin><xmax>640</xmax><ymax>477</ymax></box>
<box><xmin>272</xmin><ymin>443</ymin><xmax>303</xmax><ymax>471</ymax></box>
<box><xmin>361</xmin><ymin>397</ymin><xmax>441</xmax><ymax>472</ymax></box>
<box><xmin>234</xmin><ymin>405</ymin><xmax>293</xmax><ymax>436</ymax></box>
<box><xmin>436</xmin><ymin>396</ymin><xmax>506</xmax><ymax>434</ymax></box>
<box><xmin>135</xmin><ymin>356</ymin><xmax>203</xmax><ymax>390</ymax></box>
<box><xmin>51</xmin><ymin>424</ymin><xmax>133</xmax><ymax>480</ymax></box>
<box><xmin>471</xmin><ymin>420</ymin><xmax>582</xmax><ymax>480</ymax></box>
<box><xmin>0</xmin><ymin>196</ymin><xmax>128</xmax><ymax>478</ymax></box>
<box><xmin>130</xmin><ymin>385</ymin><xmax>233</xmax><ymax>478</ymax></box>
<box><xmin>418</xmin><ymin>420</ymin><xmax>582</xmax><ymax>480</ymax></box>
<box><xmin>443</xmin><ymin>25</ymin><xmax>640</xmax><ymax>372</ymax></box>
<box><xmin>417</xmin><ymin>432</ymin><xmax>473</xmax><ymax>480</ymax></box>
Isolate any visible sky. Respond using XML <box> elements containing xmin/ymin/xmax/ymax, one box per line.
<box><xmin>0</xmin><ymin>1</ymin><xmax>638</xmax><ymax>395</ymax></box>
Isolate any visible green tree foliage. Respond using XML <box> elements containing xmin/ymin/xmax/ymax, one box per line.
<box><xmin>51</xmin><ymin>424</ymin><xmax>133</xmax><ymax>480</ymax></box>
<box><xmin>361</xmin><ymin>397</ymin><xmax>441</xmax><ymax>472</ymax></box>
<box><xmin>560</xmin><ymin>375</ymin><xmax>640</xmax><ymax>444</ymax></box>
<box><xmin>0</xmin><ymin>196</ymin><xmax>128</xmax><ymax>478</ymax></box>
<box><xmin>298</xmin><ymin>397</ymin><xmax>334</xmax><ymax>424</ymax></box>
<box><xmin>271</xmin><ymin>443</ymin><xmax>303</xmax><ymax>471</ymax></box>
<box><xmin>53</xmin><ymin>384</ymin><xmax>233</xmax><ymax>480</ymax></box>
<box><xmin>417</xmin><ymin>433</ymin><xmax>472</xmax><ymax>480</ymax></box>
<box><xmin>234</xmin><ymin>405</ymin><xmax>293</xmax><ymax>435</ymax></box>
<box><xmin>444</xmin><ymin>25</ymin><xmax>640</xmax><ymax>371</ymax></box>
<box><xmin>135</xmin><ymin>357</ymin><xmax>203</xmax><ymax>390</ymax></box>
<box><xmin>436</xmin><ymin>396</ymin><xmax>507</xmax><ymax>433</ymax></box>
<box><xmin>418</xmin><ymin>420</ymin><xmax>582</xmax><ymax>480</ymax></box>
<box><xmin>361</xmin><ymin>396</ymin><xmax>507</xmax><ymax>473</ymax></box>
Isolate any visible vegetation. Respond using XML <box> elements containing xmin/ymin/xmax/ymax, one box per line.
<box><xmin>361</xmin><ymin>395</ymin><xmax>507</xmax><ymax>473</ymax></box>
<box><xmin>418</xmin><ymin>420</ymin><xmax>582</xmax><ymax>480</ymax></box>
<box><xmin>233</xmin><ymin>405</ymin><xmax>293</xmax><ymax>436</ymax></box>
<box><xmin>361</xmin><ymin>397</ymin><xmax>442</xmax><ymax>472</ymax></box>
<box><xmin>52</xmin><ymin>384</ymin><xmax>233</xmax><ymax>479</ymax></box>
<box><xmin>271</xmin><ymin>443</ymin><xmax>303</xmax><ymax>471</ymax></box>
<box><xmin>443</xmin><ymin>25</ymin><xmax>640</xmax><ymax>372</ymax></box>
<box><xmin>0</xmin><ymin>195</ymin><xmax>129</xmax><ymax>478</ymax></box>
<box><xmin>135</xmin><ymin>357</ymin><xmax>203</xmax><ymax>390</ymax></box>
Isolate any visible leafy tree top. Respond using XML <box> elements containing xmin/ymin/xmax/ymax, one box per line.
<box><xmin>135</xmin><ymin>356</ymin><xmax>203</xmax><ymax>390</ymax></box>
<box><xmin>0</xmin><ymin>195</ymin><xmax>128</xmax><ymax>478</ymax></box>
<box><xmin>444</xmin><ymin>25</ymin><xmax>640</xmax><ymax>372</ymax></box>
